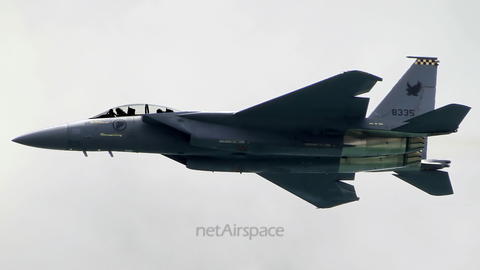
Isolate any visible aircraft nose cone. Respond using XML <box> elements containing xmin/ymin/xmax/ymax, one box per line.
<box><xmin>13</xmin><ymin>124</ymin><xmax>68</xmax><ymax>150</ymax></box>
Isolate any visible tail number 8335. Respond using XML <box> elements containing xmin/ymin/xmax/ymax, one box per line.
<box><xmin>392</xmin><ymin>109</ymin><xmax>415</xmax><ymax>116</ymax></box>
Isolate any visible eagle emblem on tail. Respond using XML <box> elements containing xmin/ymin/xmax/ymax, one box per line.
<box><xmin>406</xmin><ymin>81</ymin><xmax>422</xmax><ymax>96</ymax></box>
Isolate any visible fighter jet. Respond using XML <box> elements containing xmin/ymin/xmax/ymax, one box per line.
<box><xmin>13</xmin><ymin>56</ymin><xmax>470</xmax><ymax>208</ymax></box>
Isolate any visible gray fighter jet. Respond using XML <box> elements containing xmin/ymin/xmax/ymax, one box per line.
<box><xmin>13</xmin><ymin>57</ymin><xmax>470</xmax><ymax>208</ymax></box>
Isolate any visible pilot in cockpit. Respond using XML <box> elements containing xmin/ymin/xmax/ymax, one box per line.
<box><xmin>106</xmin><ymin>109</ymin><xmax>116</xmax><ymax>117</ymax></box>
<box><xmin>116</xmin><ymin>108</ymin><xmax>127</xmax><ymax>116</ymax></box>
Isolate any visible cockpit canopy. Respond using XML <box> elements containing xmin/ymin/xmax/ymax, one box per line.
<box><xmin>90</xmin><ymin>104</ymin><xmax>179</xmax><ymax>119</ymax></box>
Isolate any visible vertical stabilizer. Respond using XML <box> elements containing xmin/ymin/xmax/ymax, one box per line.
<box><xmin>369</xmin><ymin>56</ymin><xmax>438</xmax><ymax>122</ymax></box>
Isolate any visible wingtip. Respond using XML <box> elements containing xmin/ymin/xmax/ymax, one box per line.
<box><xmin>344</xmin><ymin>70</ymin><xmax>383</xmax><ymax>82</ymax></box>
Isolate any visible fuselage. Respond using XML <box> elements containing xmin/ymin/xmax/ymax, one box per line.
<box><xmin>14</xmin><ymin>111</ymin><xmax>424</xmax><ymax>174</ymax></box>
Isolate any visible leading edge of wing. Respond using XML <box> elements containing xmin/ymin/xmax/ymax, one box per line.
<box><xmin>235</xmin><ymin>71</ymin><xmax>382</xmax><ymax>119</ymax></box>
<box><xmin>258</xmin><ymin>172</ymin><xmax>358</xmax><ymax>208</ymax></box>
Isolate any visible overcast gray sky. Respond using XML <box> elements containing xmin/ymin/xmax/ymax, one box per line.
<box><xmin>1</xmin><ymin>0</ymin><xmax>479</xmax><ymax>269</ymax></box>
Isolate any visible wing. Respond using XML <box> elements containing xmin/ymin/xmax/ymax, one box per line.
<box><xmin>258</xmin><ymin>173</ymin><xmax>359</xmax><ymax>208</ymax></box>
<box><xmin>235</xmin><ymin>71</ymin><xmax>382</xmax><ymax>119</ymax></box>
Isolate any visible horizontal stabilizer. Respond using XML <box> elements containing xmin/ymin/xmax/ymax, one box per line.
<box><xmin>393</xmin><ymin>170</ymin><xmax>453</xmax><ymax>196</ymax></box>
<box><xmin>258</xmin><ymin>173</ymin><xmax>358</xmax><ymax>208</ymax></box>
<box><xmin>393</xmin><ymin>104</ymin><xmax>470</xmax><ymax>133</ymax></box>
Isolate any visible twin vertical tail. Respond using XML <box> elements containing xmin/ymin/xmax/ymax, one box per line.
<box><xmin>368</xmin><ymin>56</ymin><xmax>439</xmax><ymax>159</ymax></box>
<box><xmin>369</xmin><ymin>56</ymin><xmax>439</xmax><ymax>122</ymax></box>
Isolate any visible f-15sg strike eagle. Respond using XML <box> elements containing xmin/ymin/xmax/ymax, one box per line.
<box><xmin>13</xmin><ymin>57</ymin><xmax>471</xmax><ymax>208</ymax></box>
